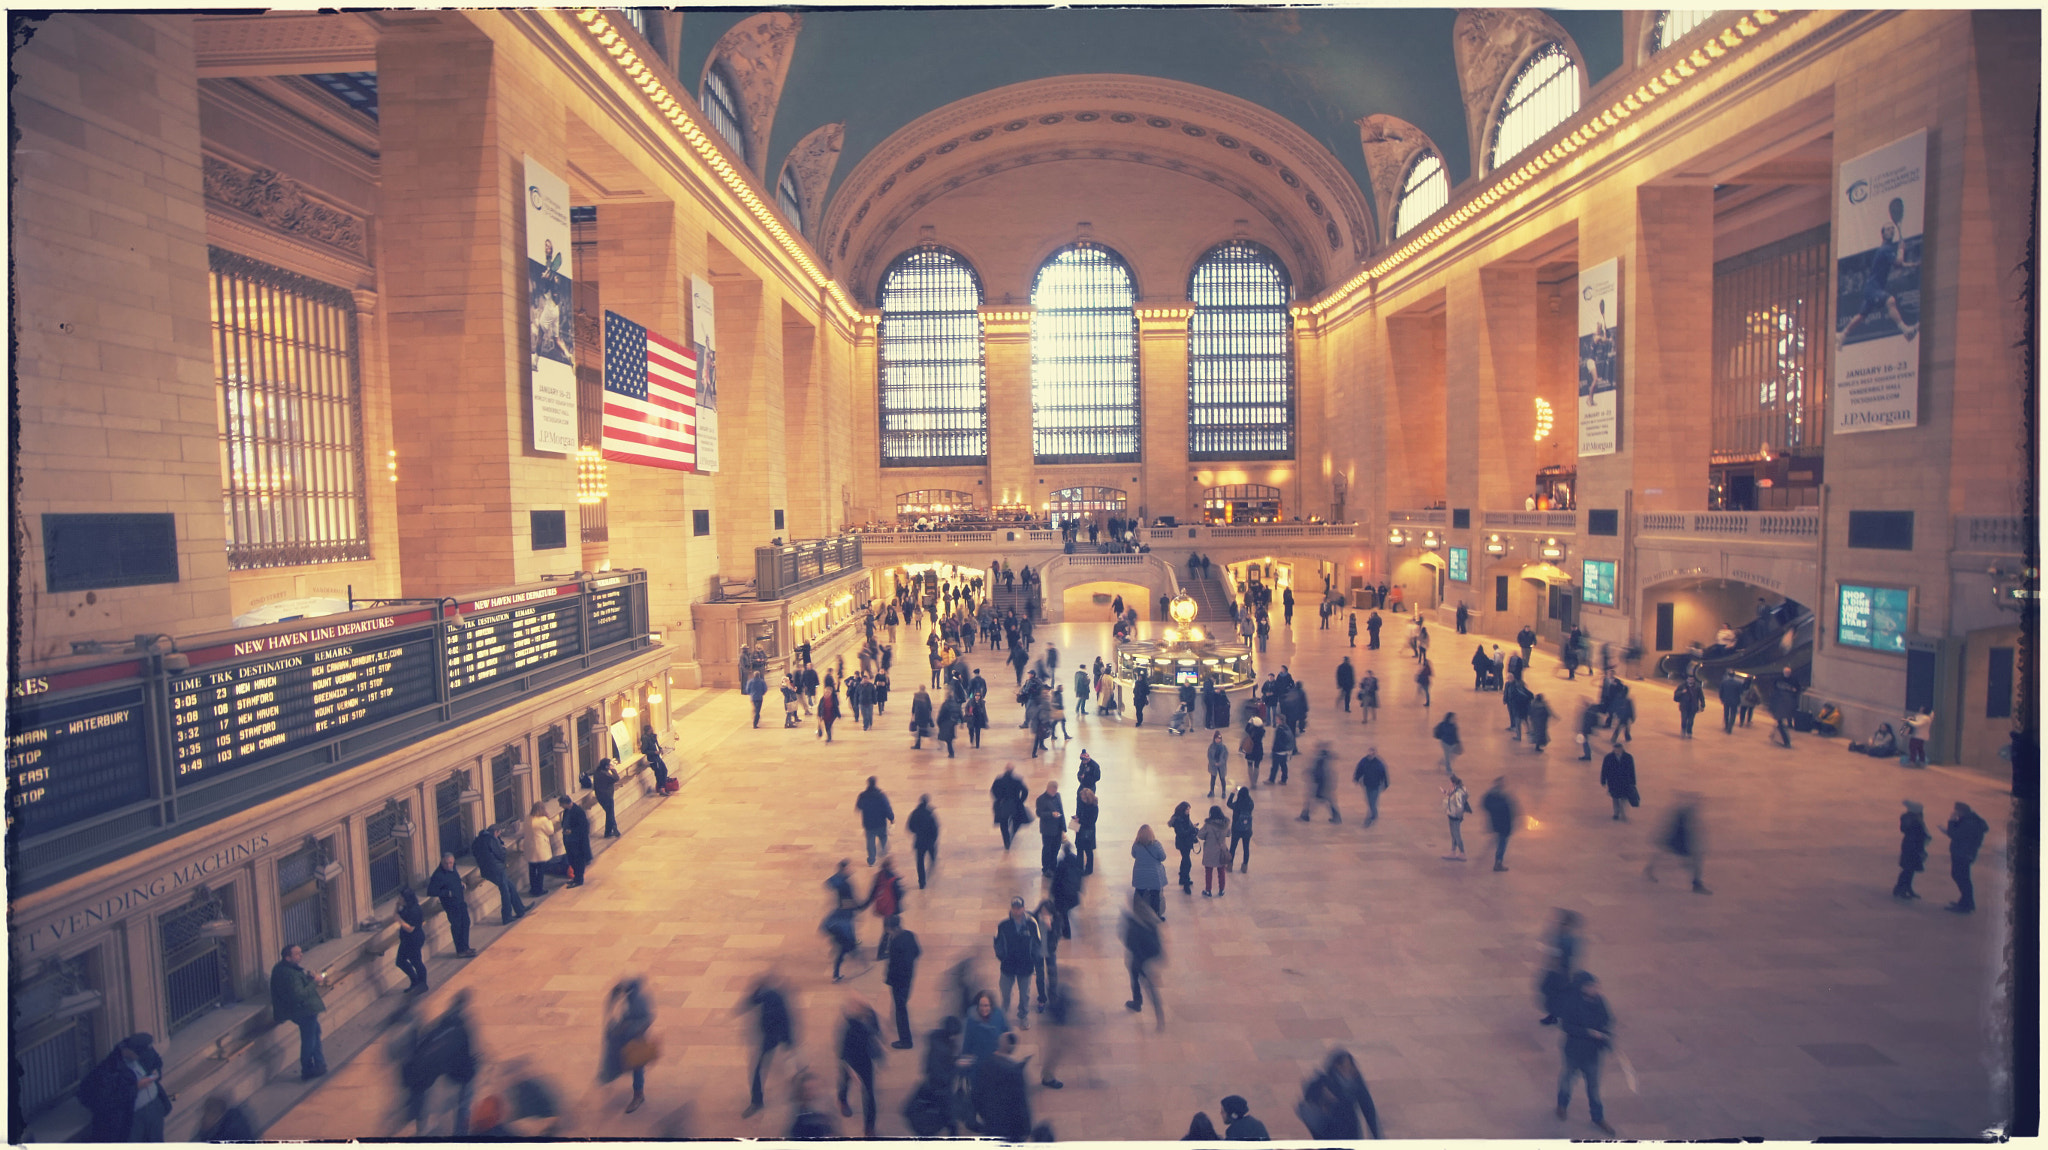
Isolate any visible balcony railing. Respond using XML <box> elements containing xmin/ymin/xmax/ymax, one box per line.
<box><xmin>1954</xmin><ymin>515</ymin><xmax>2032</xmax><ymax>554</ymax></box>
<box><xmin>855</xmin><ymin>524</ymin><xmax>1358</xmax><ymax>545</ymax></box>
<box><xmin>1637</xmin><ymin>511</ymin><xmax>1820</xmax><ymax>540</ymax></box>
<box><xmin>1386</xmin><ymin>509</ymin><xmax>1447</xmax><ymax>526</ymax></box>
<box><xmin>1480</xmin><ymin>510</ymin><xmax>1578</xmax><ymax>531</ymax></box>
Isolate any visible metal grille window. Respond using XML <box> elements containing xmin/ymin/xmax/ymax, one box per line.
<box><xmin>1188</xmin><ymin>241</ymin><xmax>1293</xmax><ymax>461</ymax></box>
<box><xmin>1031</xmin><ymin>244</ymin><xmax>1140</xmax><ymax>463</ymax></box>
<box><xmin>1393</xmin><ymin>151</ymin><xmax>1450</xmax><ymax>238</ymax></box>
<box><xmin>161</xmin><ymin>891</ymin><xmax>235</xmax><ymax>1033</ymax></box>
<box><xmin>701</xmin><ymin>68</ymin><xmax>747</xmax><ymax>165</ymax></box>
<box><xmin>491</xmin><ymin>752</ymin><xmax>520</xmax><ymax>827</ymax></box>
<box><xmin>1652</xmin><ymin>10</ymin><xmax>1718</xmax><ymax>52</ymax></box>
<box><xmin>879</xmin><ymin>248</ymin><xmax>989</xmax><ymax>465</ymax></box>
<box><xmin>366</xmin><ymin>803</ymin><xmax>411</xmax><ymax>903</ymax></box>
<box><xmin>778</xmin><ymin>168</ymin><xmax>804</xmax><ymax>234</ymax></box>
<box><xmin>277</xmin><ymin>839</ymin><xmax>333</xmax><ymax>953</ymax></box>
<box><xmin>210</xmin><ymin>250</ymin><xmax>371</xmax><ymax>569</ymax></box>
<box><xmin>538</xmin><ymin>729</ymin><xmax>565</xmax><ymax>800</ymax></box>
<box><xmin>1487</xmin><ymin>43</ymin><xmax>1581</xmax><ymax>172</ymax></box>
<box><xmin>622</xmin><ymin>8</ymin><xmax>647</xmax><ymax>36</ymax></box>
<box><xmin>13</xmin><ymin>955</ymin><xmax>100</xmax><ymax>1118</ymax></box>
<box><xmin>1712</xmin><ymin>226</ymin><xmax>1829</xmax><ymax>458</ymax></box>
<box><xmin>436</xmin><ymin>777</ymin><xmax>470</xmax><ymax>861</ymax></box>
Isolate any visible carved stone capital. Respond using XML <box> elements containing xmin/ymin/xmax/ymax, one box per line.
<box><xmin>202</xmin><ymin>156</ymin><xmax>368</xmax><ymax>260</ymax></box>
<box><xmin>779</xmin><ymin>122</ymin><xmax>845</xmax><ymax>238</ymax></box>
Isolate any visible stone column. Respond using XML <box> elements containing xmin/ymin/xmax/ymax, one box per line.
<box><xmin>982</xmin><ymin>308</ymin><xmax>1035</xmax><ymax>510</ymax></box>
<box><xmin>707</xmin><ymin>277</ymin><xmax>787</xmax><ymax>572</ymax></box>
<box><xmin>1478</xmin><ymin>263</ymin><xmax>1543</xmax><ymax>511</ymax></box>
<box><xmin>1627</xmin><ymin>186</ymin><xmax>1714</xmax><ymax>510</ymax></box>
<box><xmin>1137</xmin><ymin>307</ymin><xmax>1190</xmax><ymax>521</ymax></box>
<box><xmin>780</xmin><ymin>306</ymin><xmax>827</xmax><ymax>536</ymax></box>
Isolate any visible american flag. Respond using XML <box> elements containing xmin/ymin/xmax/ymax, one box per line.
<box><xmin>603</xmin><ymin>310</ymin><xmax>696</xmax><ymax>472</ymax></box>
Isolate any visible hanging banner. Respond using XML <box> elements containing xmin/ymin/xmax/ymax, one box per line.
<box><xmin>1831</xmin><ymin>129</ymin><xmax>1926</xmax><ymax>434</ymax></box>
<box><xmin>524</xmin><ymin>157</ymin><xmax>578</xmax><ymax>453</ymax></box>
<box><xmin>690</xmin><ymin>275</ymin><xmax>721</xmax><ymax>473</ymax></box>
<box><xmin>1576</xmin><ymin>257</ymin><xmax>1620</xmax><ymax>457</ymax></box>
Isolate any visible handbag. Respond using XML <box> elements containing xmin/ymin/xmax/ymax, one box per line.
<box><xmin>622</xmin><ymin>1036</ymin><xmax>661</xmax><ymax>1070</ymax></box>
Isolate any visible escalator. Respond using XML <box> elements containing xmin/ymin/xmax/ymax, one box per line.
<box><xmin>1656</xmin><ymin>605</ymin><xmax>1815</xmax><ymax>689</ymax></box>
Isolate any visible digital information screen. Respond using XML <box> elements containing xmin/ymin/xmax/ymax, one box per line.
<box><xmin>1582</xmin><ymin>559</ymin><xmax>1617</xmax><ymax>607</ymax></box>
<box><xmin>7</xmin><ymin>674</ymin><xmax>152</xmax><ymax>837</ymax></box>
<box><xmin>446</xmin><ymin>587</ymin><xmax>586</xmax><ymax>695</ymax></box>
<box><xmin>1837</xmin><ymin>584</ymin><xmax>1909</xmax><ymax>652</ymax></box>
<box><xmin>586</xmin><ymin>577</ymin><xmax>634</xmax><ymax>650</ymax></box>
<box><xmin>1448</xmin><ymin>547</ymin><xmax>1469</xmax><ymax>583</ymax></box>
<box><xmin>171</xmin><ymin>623</ymin><xmax>442</xmax><ymax>784</ymax></box>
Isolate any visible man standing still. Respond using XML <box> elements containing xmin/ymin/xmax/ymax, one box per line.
<box><xmin>1941</xmin><ymin>801</ymin><xmax>1991</xmax><ymax>913</ymax></box>
<box><xmin>993</xmin><ymin>896</ymin><xmax>1043</xmax><ymax>1030</ymax></box>
<box><xmin>427</xmin><ymin>852</ymin><xmax>476</xmax><ymax>957</ymax></box>
<box><xmin>1483</xmin><ymin>777</ymin><xmax>1517</xmax><ymax>871</ymax></box>
<box><xmin>270</xmin><ymin>945</ymin><xmax>328</xmax><ymax>1078</ymax></box>
<box><xmin>1354</xmin><ymin>749</ymin><xmax>1389</xmax><ymax>827</ymax></box>
<box><xmin>883</xmin><ymin>916</ymin><xmax>922</xmax><ymax>1049</ymax></box>
<box><xmin>470</xmin><ymin>826</ymin><xmax>527</xmax><ymax>925</ymax></box>
<box><xmin>1336</xmin><ymin>656</ymin><xmax>1356</xmax><ymax>713</ymax></box>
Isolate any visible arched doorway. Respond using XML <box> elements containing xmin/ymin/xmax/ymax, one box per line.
<box><xmin>1519</xmin><ymin>561</ymin><xmax>1577</xmax><ymax>644</ymax></box>
<box><xmin>1202</xmin><ymin>484</ymin><xmax>1282</xmax><ymax>525</ymax></box>
<box><xmin>1047</xmin><ymin>486</ymin><xmax>1128</xmax><ymax>529</ymax></box>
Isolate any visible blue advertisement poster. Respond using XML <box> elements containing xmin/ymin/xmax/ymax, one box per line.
<box><xmin>1448</xmin><ymin>547</ymin><xmax>1469</xmax><ymax>583</ymax></box>
<box><xmin>1582</xmin><ymin>559</ymin><xmax>1616</xmax><ymax>607</ymax></box>
<box><xmin>1837</xmin><ymin>584</ymin><xmax>1909</xmax><ymax>652</ymax></box>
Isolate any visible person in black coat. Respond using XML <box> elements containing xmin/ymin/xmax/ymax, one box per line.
<box><xmin>1482</xmin><ymin>777</ymin><xmax>1517</xmax><ymax>872</ymax></box>
<box><xmin>1336</xmin><ymin>657</ymin><xmax>1356</xmax><ymax>712</ymax></box>
<box><xmin>740</xmin><ymin>975</ymin><xmax>796</xmax><ymax>1118</ymax></box>
<box><xmin>194</xmin><ymin>1096</ymin><xmax>256</xmax><ymax>1141</ymax></box>
<box><xmin>1221</xmin><ymin>1094</ymin><xmax>1270</xmax><ymax>1140</ymax></box>
<box><xmin>1133</xmin><ymin>676</ymin><xmax>1152</xmax><ymax>726</ymax></box>
<box><xmin>1353</xmin><ymin>751</ymin><xmax>1389</xmax><ymax>827</ymax></box>
<box><xmin>1168</xmin><ymin>802</ymin><xmax>1199</xmax><ymax>894</ymax></box>
<box><xmin>78</xmin><ymin>1033</ymin><xmax>169</xmax><ymax>1141</ymax></box>
<box><xmin>970</xmin><ymin>1034</ymin><xmax>1034</xmax><ymax>1141</ymax></box>
<box><xmin>1035</xmin><ymin>783</ymin><xmax>1066</xmax><ymax>876</ymax></box>
<box><xmin>1598</xmin><ymin>746</ymin><xmax>1637</xmax><ymax>822</ymax></box>
<box><xmin>471</xmin><ymin>826</ymin><xmax>526</xmax><ymax>924</ymax></box>
<box><xmin>1942</xmin><ymin>801</ymin><xmax>1991</xmax><ymax>913</ymax></box>
<box><xmin>835</xmin><ymin>1002</ymin><xmax>886</xmax><ymax>1138</ymax></box>
<box><xmin>556</xmin><ymin>795</ymin><xmax>592</xmax><ymax>886</ymax></box>
<box><xmin>590</xmin><ymin>758</ymin><xmax>621</xmax><ymax>838</ymax></box>
<box><xmin>907</xmin><ymin>795</ymin><xmax>941</xmax><ymax>889</ymax></box>
<box><xmin>394</xmin><ymin>885</ymin><xmax>429</xmax><ymax>992</ymax></box>
<box><xmin>638</xmin><ymin>725</ymin><xmax>669</xmax><ymax>794</ymax></box>
<box><xmin>856</xmin><ymin>777</ymin><xmax>896</xmax><ymax>866</ymax></box>
<box><xmin>1555</xmin><ymin>972</ymin><xmax>1616</xmax><ymax>1135</ymax></box>
<box><xmin>990</xmin><ymin>767</ymin><xmax>1029</xmax><ymax>850</ymax></box>
<box><xmin>1075</xmin><ymin>789</ymin><xmax>1100</xmax><ymax>874</ymax></box>
<box><xmin>427</xmin><ymin>852</ymin><xmax>475</xmax><ymax>957</ymax></box>
<box><xmin>1077</xmin><ymin>750</ymin><xmax>1102</xmax><ymax>796</ymax></box>
<box><xmin>1296</xmin><ymin>1049</ymin><xmax>1381</xmax><ymax>1139</ymax></box>
<box><xmin>883</xmin><ymin>916</ymin><xmax>922</xmax><ymax>1049</ymax></box>
<box><xmin>1716</xmin><ymin>673</ymin><xmax>1747</xmax><ymax>734</ymax></box>
<box><xmin>1894</xmin><ymin>800</ymin><xmax>1932</xmax><ymax>899</ymax></box>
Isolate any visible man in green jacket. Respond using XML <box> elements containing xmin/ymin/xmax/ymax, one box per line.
<box><xmin>270</xmin><ymin>944</ymin><xmax>327</xmax><ymax>1078</ymax></box>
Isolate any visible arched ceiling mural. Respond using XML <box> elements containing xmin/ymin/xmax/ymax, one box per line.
<box><xmin>678</xmin><ymin>7</ymin><xmax>1623</xmax><ymax>227</ymax></box>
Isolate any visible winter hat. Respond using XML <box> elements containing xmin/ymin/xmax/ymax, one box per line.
<box><xmin>1903</xmin><ymin>800</ymin><xmax>1924</xmax><ymax>814</ymax></box>
<box><xmin>1010</xmin><ymin>896</ymin><xmax>1027</xmax><ymax>909</ymax></box>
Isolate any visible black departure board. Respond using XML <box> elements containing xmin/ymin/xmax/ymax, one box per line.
<box><xmin>169</xmin><ymin>626</ymin><xmax>441</xmax><ymax>785</ymax></box>
<box><xmin>6</xmin><ymin>683</ymin><xmax>152</xmax><ymax>837</ymax></box>
<box><xmin>586</xmin><ymin>578</ymin><xmax>634</xmax><ymax>650</ymax></box>
<box><xmin>445</xmin><ymin>590</ymin><xmax>585</xmax><ymax>695</ymax></box>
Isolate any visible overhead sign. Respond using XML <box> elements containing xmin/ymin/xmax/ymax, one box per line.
<box><xmin>690</xmin><ymin>275</ymin><xmax>721</xmax><ymax>473</ymax></box>
<box><xmin>1577</xmin><ymin>257</ymin><xmax>1620</xmax><ymax>457</ymax></box>
<box><xmin>525</xmin><ymin>156</ymin><xmax>578</xmax><ymax>454</ymax></box>
<box><xmin>1832</xmin><ymin>130</ymin><xmax>1925</xmax><ymax>434</ymax></box>
<box><xmin>1448</xmin><ymin>547</ymin><xmax>1469</xmax><ymax>583</ymax></box>
<box><xmin>1582</xmin><ymin>559</ymin><xmax>1617</xmax><ymax>607</ymax></box>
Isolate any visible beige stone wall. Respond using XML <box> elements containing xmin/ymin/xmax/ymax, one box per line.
<box><xmin>11</xmin><ymin>14</ymin><xmax>231</xmax><ymax>661</ymax></box>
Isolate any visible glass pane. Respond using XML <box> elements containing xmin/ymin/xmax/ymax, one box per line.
<box><xmin>1187</xmin><ymin>242</ymin><xmax>1293</xmax><ymax>461</ymax></box>
<box><xmin>880</xmin><ymin>249</ymin><xmax>989</xmax><ymax>465</ymax></box>
<box><xmin>1031</xmin><ymin>246</ymin><xmax>1140</xmax><ymax>463</ymax></box>
<box><xmin>1489</xmin><ymin>44</ymin><xmax>1581</xmax><ymax>170</ymax></box>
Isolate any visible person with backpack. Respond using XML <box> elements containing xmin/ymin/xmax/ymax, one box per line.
<box><xmin>864</xmin><ymin>859</ymin><xmax>906</xmax><ymax>960</ymax></box>
<box><xmin>1441</xmin><ymin>775</ymin><xmax>1471</xmax><ymax>860</ymax></box>
<box><xmin>1941</xmin><ymin>801</ymin><xmax>1991</xmax><ymax>913</ymax></box>
<box><xmin>1717</xmin><ymin>672</ymin><xmax>1747</xmax><ymax>734</ymax></box>
<box><xmin>1227</xmin><ymin>786</ymin><xmax>1255</xmax><ymax>871</ymax></box>
<box><xmin>993</xmin><ymin>896</ymin><xmax>1043</xmax><ymax>1029</ymax></box>
<box><xmin>1432</xmin><ymin>712</ymin><xmax>1462</xmax><ymax>772</ymax></box>
<box><xmin>1237</xmin><ymin>719</ymin><xmax>1265</xmax><ymax>792</ymax></box>
<box><xmin>1599</xmin><ymin>744</ymin><xmax>1639</xmax><ymax>821</ymax></box>
<box><xmin>1269</xmin><ymin>721</ymin><xmax>1296</xmax><ymax>785</ymax></box>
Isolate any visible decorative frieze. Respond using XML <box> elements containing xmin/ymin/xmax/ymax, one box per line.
<box><xmin>202</xmin><ymin>156</ymin><xmax>367</xmax><ymax>259</ymax></box>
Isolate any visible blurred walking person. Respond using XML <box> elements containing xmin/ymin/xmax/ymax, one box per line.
<box><xmin>908</xmin><ymin>795</ymin><xmax>940</xmax><ymax>889</ymax></box>
<box><xmin>883</xmin><ymin>915</ymin><xmax>922</xmax><ymax>1048</ymax></box>
<box><xmin>835</xmin><ymin>1001</ymin><xmax>885</xmax><ymax>1138</ymax></box>
<box><xmin>1554</xmin><ymin>972</ymin><xmax>1617</xmax><ymax>1136</ymax></box>
<box><xmin>1122</xmin><ymin>892</ymin><xmax>1166</xmax><ymax>1028</ymax></box>
<box><xmin>600</xmin><ymin>977</ymin><xmax>655</xmax><ymax>1114</ymax></box>
<box><xmin>1482</xmin><ymin>777</ymin><xmax>1517</xmax><ymax>871</ymax></box>
<box><xmin>1644</xmin><ymin>794</ymin><xmax>1710</xmax><ymax>894</ymax></box>
<box><xmin>739</xmin><ymin>973</ymin><xmax>796</xmax><ymax>1118</ymax></box>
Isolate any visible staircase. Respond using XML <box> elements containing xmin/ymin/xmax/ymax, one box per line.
<box><xmin>1182</xmin><ymin>571</ymin><xmax>1236</xmax><ymax>625</ymax></box>
<box><xmin>990</xmin><ymin>582</ymin><xmax>1041</xmax><ymax>621</ymax></box>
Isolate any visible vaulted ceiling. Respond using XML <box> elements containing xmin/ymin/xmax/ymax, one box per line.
<box><xmin>678</xmin><ymin>8</ymin><xmax>1624</xmax><ymax>225</ymax></box>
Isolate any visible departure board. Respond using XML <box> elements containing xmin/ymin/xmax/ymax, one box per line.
<box><xmin>586</xmin><ymin>577</ymin><xmax>634</xmax><ymax>650</ymax></box>
<box><xmin>6</xmin><ymin>680</ymin><xmax>152</xmax><ymax>837</ymax></box>
<box><xmin>445</xmin><ymin>588</ymin><xmax>585</xmax><ymax>695</ymax></box>
<box><xmin>169</xmin><ymin>625</ymin><xmax>442</xmax><ymax>784</ymax></box>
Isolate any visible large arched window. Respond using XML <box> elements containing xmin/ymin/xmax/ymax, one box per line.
<box><xmin>1187</xmin><ymin>241</ymin><xmax>1293</xmax><ymax>461</ymax></box>
<box><xmin>1392</xmin><ymin>151</ymin><xmax>1450</xmax><ymax>239</ymax></box>
<box><xmin>776</xmin><ymin>168</ymin><xmax>803</xmax><ymax>234</ymax></box>
<box><xmin>1031</xmin><ymin>243</ymin><xmax>1140</xmax><ymax>463</ymax></box>
<box><xmin>1486</xmin><ymin>42</ymin><xmax>1580</xmax><ymax>172</ymax></box>
<box><xmin>700</xmin><ymin>68</ymin><xmax>747</xmax><ymax>164</ymax></box>
<box><xmin>878</xmin><ymin>247</ymin><xmax>989</xmax><ymax>466</ymax></box>
<box><xmin>1651</xmin><ymin>10</ymin><xmax>1717</xmax><ymax>52</ymax></box>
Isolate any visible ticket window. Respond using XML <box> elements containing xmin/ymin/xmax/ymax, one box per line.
<box><xmin>13</xmin><ymin>950</ymin><xmax>107</xmax><ymax>1121</ymax></box>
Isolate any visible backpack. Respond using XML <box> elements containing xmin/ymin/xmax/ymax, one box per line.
<box><xmin>1444</xmin><ymin>789</ymin><xmax>1468</xmax><ymax>818</ymax></box>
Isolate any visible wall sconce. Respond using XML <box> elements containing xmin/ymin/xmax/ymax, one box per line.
<box><xmin>577</xmin><ymin>448</ymin><xmax>609</xmax><ymax>504</ymax></box>
<box><xmin>1540</xmin><ymin>537</ymin><xmax>1564</xmax><ymax>560</ymax></box>
<box><xmin>1422</xmin><ymin>530</ymin><xmax>1441</xmax><ymax>548</ymax></box>
<box><xmin>383</xmin><ymin>798</ymin><xmax>416</xmax><ymax>839</ymax></box>
<box><xmin>1388</xmin><ymin>528</ymin><xmax>1407</xmax><ymax>546</ymax></box>
<box><xmin>386</xmin><ymin>449</ymin><xmax>398</xmax><ymax>483</ymax></box>
<box><xmin>1533</xmin><ymin>398</ymin><xmax>1554</xmax><ymax>442</ymax></box>
<box><xmin>1485</xmin><ymin>534</ymin><xmax>1506</xmax><ymax>554</ymax></box>
<box><xmin>454</xmin><ymin>770</ymin><xmax>483</xmax><ymax>804</ymax></box>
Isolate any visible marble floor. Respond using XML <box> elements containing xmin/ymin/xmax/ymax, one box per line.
<box><xmin>268</xmin><ymin>610</ymin><xmax>2016</xmax><ymax>1141</ymax></box>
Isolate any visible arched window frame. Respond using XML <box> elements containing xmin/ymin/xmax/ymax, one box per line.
<box><xmin>877</xmin><ymin>246</ymin><xmax>989</xmax><ymax>467</ymax></box>
<box><xmin>1485</xmin><ymin>42</ymin><xmax>1581</xmax><ymax>172</ymax></box>
<box><xmin>1392</xmin><ymin>150</ymin><xmax>1451</xmax><ymax>239</ymax></box>
<box><xmin>777</xmin><ymin>167</ymin><xmax>803</xmax><ymax>234</ymax></box>
<box><xmin>700</xmin><ymin>67</ymin><xmax>748</xmax><ymax>166</ymax></box>
<box><xmin>1186</xmin><ymin>240</ymin><xmax>1293</xmax><ymax>462</ymax></box>
<box><xmin>1651</xmin><ymin>10</ymin><xmax>1718</xmax><ymax>53</ymax></box>
<box><xmin>1030</xmin><ymin>242</ymin><xmax>1141</xmax><ymax>465</ymax></box>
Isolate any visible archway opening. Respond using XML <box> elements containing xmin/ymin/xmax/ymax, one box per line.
<box><xmin>1202</xmin><ymin>483</ymin><xmax>1282</xmax><ymax>525</ymax></box>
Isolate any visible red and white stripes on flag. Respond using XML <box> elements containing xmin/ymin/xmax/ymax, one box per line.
<box><xmin>602</xmin><ymin>309</ymin><xmax>697</xmax><ymax>472</ymax></box>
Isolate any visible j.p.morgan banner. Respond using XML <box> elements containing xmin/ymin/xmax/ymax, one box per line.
<box><xmin>1577</xmin><ymin>257</ymin><xmax>1621</xmax><ymax>457</ymax></box>
<box><xmin>1832</xmin><ymin>130</ymin><xmax>1926</xmax><ymax>434</ymax></box>
<box><xmin>525</xmin><ymin>157</ymin><xmax>578</xmax><ymax>454</ymax></box>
